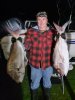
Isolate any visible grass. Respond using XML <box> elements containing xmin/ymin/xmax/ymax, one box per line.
<box><xmin>21</xmin><ymin>65</ymin><xmax>75</xmax><ymax>100</ymax></box>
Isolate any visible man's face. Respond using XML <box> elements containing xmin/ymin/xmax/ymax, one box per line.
<box><xmin>37</xmin><ymin>17</ymin><xmax>48</xmax><ymax>31</ymax></box>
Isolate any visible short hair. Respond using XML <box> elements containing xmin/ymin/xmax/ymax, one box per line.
<box><xmin>36</xmin><ymin>11</ymin><xmax>47</xmax><ymax>18</ymax></box>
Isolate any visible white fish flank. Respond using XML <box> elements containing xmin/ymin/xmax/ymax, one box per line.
<box><xmin>53</xmin><ymin>21</ymin><xmax>70</xmax><ymax>76</ymax></box>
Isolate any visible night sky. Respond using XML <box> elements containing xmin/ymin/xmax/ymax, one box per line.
<box><xmin>0</xmin><ymin>0</ymin><xmax>75</xmax><ymax>26</ymax></box>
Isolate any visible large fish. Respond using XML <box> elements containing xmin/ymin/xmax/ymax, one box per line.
<box><xmin>1</xmin><ymin>35</ymin><xmax>28</xmax><ymax>83</ymax></box>
<box><xmin>53</xmin><ymin>21</ymin><xmax>70</xmax><ymax>76</ymax></box>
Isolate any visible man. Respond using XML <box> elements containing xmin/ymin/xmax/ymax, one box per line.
<box><xmin>24</xmin><ymin>12</ymin><xmax>56</xmax><ymax>100</ymax></box>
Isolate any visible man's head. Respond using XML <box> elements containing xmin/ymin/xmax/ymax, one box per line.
<box><xmin>36</xmin><ymin>11</ymin><xmax>48</xmax><ymax>32</ymax></box>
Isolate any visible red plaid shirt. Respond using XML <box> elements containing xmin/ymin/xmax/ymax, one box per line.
<box><xmin>24</xmin><ymin>28</ymin><xmax>55</xmax><ymax>69</ymax></box>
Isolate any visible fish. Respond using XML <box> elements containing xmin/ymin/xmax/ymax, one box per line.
<box><xmin>53</xmin><ymin>21</ymin><xmax>70</xmax><ymax>76</ymax></box>
<box><xmin>1</xmin><ymin>35</ymin><xmax>28</xmax><ymax>83</ymax></box>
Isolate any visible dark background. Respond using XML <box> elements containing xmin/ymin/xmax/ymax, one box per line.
<box><xmin>0</xmin><ymin>0</ymin><xmax>75</xmax><ymax>28</ymax></box>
